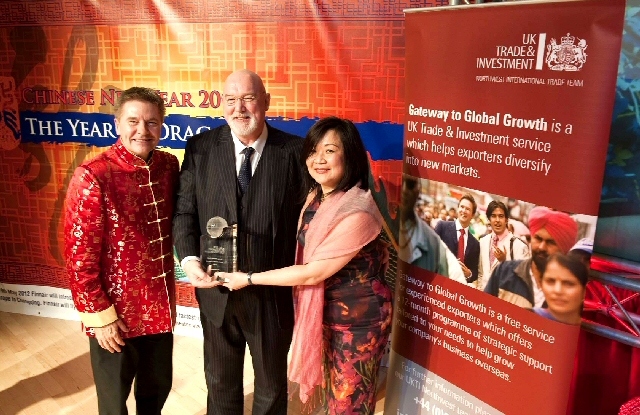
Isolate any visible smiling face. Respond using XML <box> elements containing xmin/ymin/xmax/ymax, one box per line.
<box><xmin>223</xmin><ymin>70</ymin><xmax>270</xmax><ymax>144</ymax></box>
<box><xmin>306</xmin><ymin>129</ymin><xmax>345</xmax><ymax>195</ymax></box>
<box><xmin>115</xmin><ymin>100</ymin><xmax>163</xmax><ymax>161</ymax></box>
<box><xmin>541</xmin><ymin>260</ymin><xmax>585</xmax><ymax>323</ymax></box>
<box><xmin>489</xmin><ymin>206</ymin><xmax>508</xmax><ymax>235</ymax></box>
<box><xmin>457</xmin><ymin>198</ymin><xmax>474</xmax><ymax>228</ymax></box>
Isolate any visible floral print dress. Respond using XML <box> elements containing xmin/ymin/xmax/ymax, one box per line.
<box><xmin>298</xmin><ymin>197</ymin><xmax>393</xmax><ymax>414</ymax></box>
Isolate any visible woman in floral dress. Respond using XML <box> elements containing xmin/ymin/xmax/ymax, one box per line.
<box><xmin>220</xmin><ymin>116</ymin><xmax>392</xmax><ymax>414</ymax></box>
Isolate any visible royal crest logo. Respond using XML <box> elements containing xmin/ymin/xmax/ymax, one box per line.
<box><xmin>545</xmin><ymin>33</ymin><xmax>588</xmax><ymax>71</ymax></box>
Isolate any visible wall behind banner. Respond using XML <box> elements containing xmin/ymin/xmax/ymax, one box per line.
<box><xmin>0</xmin><ymin>0</ymin><xmax>446</xmax><ymax>308</ymax></box>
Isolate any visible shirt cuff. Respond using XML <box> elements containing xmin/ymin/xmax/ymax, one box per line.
<box><xmin>79</xmin><ymin>305</ymin><xmax>118</xmax><ymax>328</ymax></box>
<box><xmin>181</xmin><ymin>256</ymin><xmax>200</xmax><ymax>269</ymax></box>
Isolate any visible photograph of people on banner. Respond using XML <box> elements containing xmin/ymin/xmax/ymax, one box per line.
<box><xmin>400</xmin><ymin>174</ymin><xmax>593</xmax><ymax>325</ymax></box>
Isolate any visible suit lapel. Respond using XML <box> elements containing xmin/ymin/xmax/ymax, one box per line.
<box><xmin>211</xmin><ymin>127</ymin><xmax>238</xmax><ymax>223</ymax></box>
<box><xmin>256</xmin><ymin>126</ymin><xmax>288</xmax><ymax>239</ymax></box>
<box><xmin>464</xmin><ymin>226</ymin><xmax>469</xmax><ymax>259</ymax></box>
<box><xmin>464</xmin><ymin>227</ymin><xmax>472</xmax><ymax>259</ymax></box>
<box><xmin>450</xmin><ymin>222</ymin><xmax>461</xmax><ymax>256</ymax></box>
<box><xmin>464</xmin><ymin>230</ymin><xmax>477</xmax><ymax>260</ymax></box>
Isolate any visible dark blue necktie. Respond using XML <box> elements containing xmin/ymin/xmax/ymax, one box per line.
<box><xmin>238</xmin><ymin>147</ymin><xmax>255</xmax><ymax>195</ymax></box>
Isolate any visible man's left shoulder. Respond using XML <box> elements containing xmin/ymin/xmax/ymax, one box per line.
<box><xmin>509</xmin><ymin>234</ymin><xmax>527</xmax><ymax>247</ymax></box>
<box><xmin>494</xmin><ymin>259</ymin><xmax>524</xmax><ymax>277</ymax></box>
<box><xmin>267</xmin><ymin>125</ymin><xmax>303</xmax><ymax>149</ymax></box>
<box><xmin>153</xmin><ymin>149</ymin><xmax>179</xmax><ymax>164</ymax></box>
<box><xmin>442</xmin><ymin>220</ymin><xmax>456</xmax><ymax>232</ymax></box>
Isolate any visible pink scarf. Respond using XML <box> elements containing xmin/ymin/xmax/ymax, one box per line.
<box><xmin>287</xmin><ymin>186</ymin><xmax>383</xmax><ymax>403</ymax></box>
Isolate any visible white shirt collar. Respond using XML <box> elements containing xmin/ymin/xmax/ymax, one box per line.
<box><xmin>492</xmin><ymin>230</ymin><xmax>510</xmax><ymax>243</ymax></box>
<box><xmin>231</xmin><ymin>125</ymin><xmax>268</xmax><ymax>174</ymax></box>
<box><xmin>231</xmin><ymin>125</ymin><xmax>268</xmax><ymax>157</ymax></box>
<box><xmin>455</xmin><ymin>219</ymin><xmax>468</xmax><ymax>232</ymax></box>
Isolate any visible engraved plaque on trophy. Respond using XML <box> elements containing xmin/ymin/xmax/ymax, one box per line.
<box><xmin>200</xmin><ymin>217</ymin><xmax>237</xmax><ymax>280</ymax></box>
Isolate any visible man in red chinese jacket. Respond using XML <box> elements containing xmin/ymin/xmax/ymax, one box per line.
<box><xmin>64</xmin><ymin>87</ymin><xmax>179</xmax><ymax>415</ymax></box>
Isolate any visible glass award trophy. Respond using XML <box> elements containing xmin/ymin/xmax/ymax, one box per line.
<box><xmin>200</xmin><ymin>217</ymin><xmax>237</xmax><ymax>280</ymax></box>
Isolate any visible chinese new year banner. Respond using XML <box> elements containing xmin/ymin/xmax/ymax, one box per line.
<box><xmin>0</xmin><ymin>0</ymin><xmax>443</xmax><ymax>331</ymax></box>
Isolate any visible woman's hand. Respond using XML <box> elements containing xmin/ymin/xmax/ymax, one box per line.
<box><xmin>217</xmin><ymin>271</ymin><xmax>250</xmax><ymax>291</ymax></box>
<box><xmin>182</xmin><ymin>260</ymin><xmax>222</xmax><ymax>288</ymax></box>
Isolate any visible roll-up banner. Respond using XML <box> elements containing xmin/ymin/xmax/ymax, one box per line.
<box><xmin>385</xmin><ymin>1</ymin><xmax>625</xmax><ymax>414</ymax></box>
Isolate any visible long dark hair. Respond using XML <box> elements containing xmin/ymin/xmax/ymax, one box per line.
<box><xmin>300</xmin><ymin>116</ymin><xmax>370</xmax><ymax>200</ymax></box>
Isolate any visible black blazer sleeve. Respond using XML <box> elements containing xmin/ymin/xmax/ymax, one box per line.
<box><xmin>173</xmin><ymin>130</ymin><xmax>206</xmax><ymax>260</ymax></box>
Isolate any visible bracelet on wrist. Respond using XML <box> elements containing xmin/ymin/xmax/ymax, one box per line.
<box><xmin>247</xmin><ymin>272</ymin><xmax>254</xmax><ymax>285</ymax></box>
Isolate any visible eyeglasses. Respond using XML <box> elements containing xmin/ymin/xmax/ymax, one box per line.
<box><xmin>224</xmin><ymin>95</ymin><xmax>258</xmax><ymax>106</ymax></box>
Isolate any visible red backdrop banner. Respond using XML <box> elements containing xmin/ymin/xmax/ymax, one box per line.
<box><xmin>402</xmin><ymin>0</ymin><xmax>625</xmax><ymax>216</ymax></box>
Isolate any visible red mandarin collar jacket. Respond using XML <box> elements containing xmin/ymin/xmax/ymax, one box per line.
<box><xmin>64</xmin><ymin>140</ymin><xmax>179</xmax><ymax>338</ymax></box>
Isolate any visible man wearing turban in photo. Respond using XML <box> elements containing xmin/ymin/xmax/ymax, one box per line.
<box><xmin>484</xmin><ymin>206</ymin><xmax>578</xmax><ymax>308</ymax></box>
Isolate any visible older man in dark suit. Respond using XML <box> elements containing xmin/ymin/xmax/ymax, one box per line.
<box><xmin>173</xmin><ymin>69</ymin><xmax>303</xmax><ymax>415</ymax></box>
<box><xmin>434</xmin><ymin>193</ymin><xmax>480</xmax><ymax>283</ymax></box>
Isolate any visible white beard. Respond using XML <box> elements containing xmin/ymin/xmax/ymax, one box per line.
<box><xmin>229</xmin><ymin>114</ymin><xmax>258</xmax><ymax>138</ymax></box>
